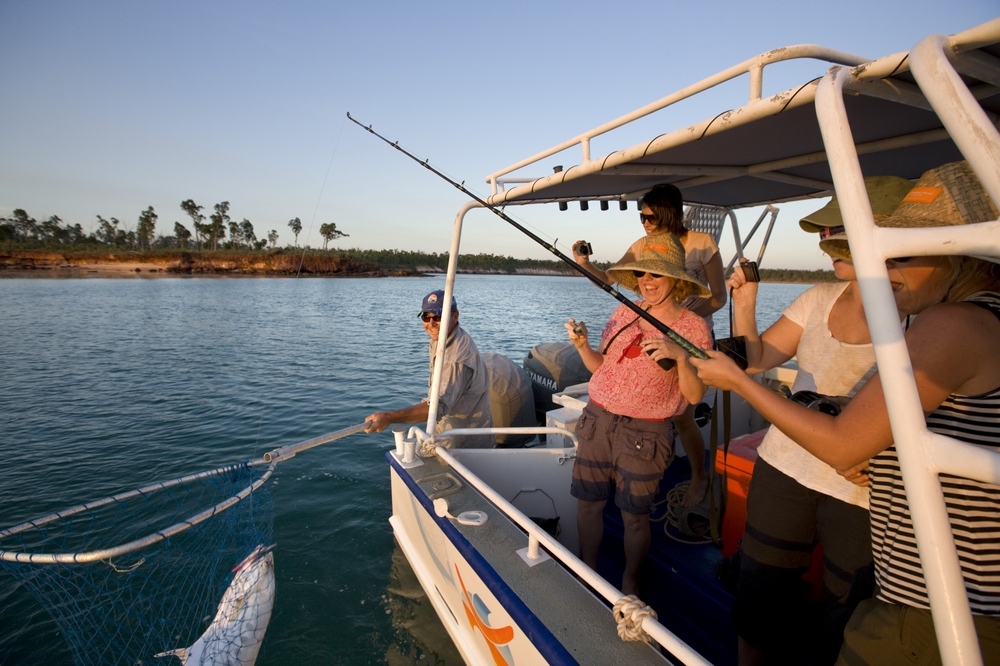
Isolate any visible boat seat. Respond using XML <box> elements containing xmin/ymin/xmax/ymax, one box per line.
<box><xmin>683</xmin><ymin>205</ymin><xmax>730</xmax><ymax>244</ymax></box>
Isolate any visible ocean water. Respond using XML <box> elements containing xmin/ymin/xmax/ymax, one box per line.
<box><xmin>0</xmin><ymin>274</ymin><xmax>809</xmax><ymax>665</ymax></box>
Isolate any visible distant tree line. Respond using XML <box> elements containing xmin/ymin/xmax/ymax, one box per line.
<box><xmin>325</xmin><ymin>249</ymin><xmax>602</xmax><ymax>273</ymax></box>
<box><xmin>753</xmin><ymin>268</ymin><xmax>837</xmax><ymax>282</ymax></box>
<box><xmin>0</xmin><ymin>201</ymin><xmax>348</xmax><ymax>253</ymax></box>
<box><xmin>1</xmin><ymin>207</ymin><xmax>835</xmax><ymax>281</ymax></box>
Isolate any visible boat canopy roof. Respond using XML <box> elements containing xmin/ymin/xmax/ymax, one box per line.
<box><xmin>484</xmin><ymin>23</ymin><xmax>1000</xmax><ymax>210</ymax></box>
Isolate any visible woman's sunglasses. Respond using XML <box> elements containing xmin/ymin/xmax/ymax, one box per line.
<box><xmin>639</xmin><ymin>213</ymin><xmax>658</xmax><ymax>224</ymax></box>
<box><xmin>632</xmin><ymin>270</ymin><xmax>666</xmax><ymax>278</ymax></box>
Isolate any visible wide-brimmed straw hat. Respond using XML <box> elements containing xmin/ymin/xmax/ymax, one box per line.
<box><xmin>606</xmin><ymin>233</ymin><xmax>710</xmax><ymax>297</ymax></box>
<box><xmin>819</xmin><ymin>162</ymin><xmax>998</xmax><ymax>261</ymax></box>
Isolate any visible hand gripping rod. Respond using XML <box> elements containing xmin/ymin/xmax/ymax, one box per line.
<box><xmin>346</xmin><ymin>112</ymin><xmax>708</xmax><ymax>360</ymax></box>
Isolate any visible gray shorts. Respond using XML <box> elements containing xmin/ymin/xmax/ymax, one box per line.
<box><xmin>570</xmin><ymin>401</ymin><xmax>674</xmax><ymax>515</ymax></box>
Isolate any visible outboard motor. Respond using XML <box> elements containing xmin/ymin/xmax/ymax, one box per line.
<box><xmin>481</xmin><ymin>353</ymin><xmax>536</xmax><ymax>448</ymax></box>
<box><xmin>522</xmin><ymin>342</ymin><xmax>592</xmax><ymax>423</ymax></box>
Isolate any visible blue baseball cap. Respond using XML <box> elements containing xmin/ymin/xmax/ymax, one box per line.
<box><xmin>419</xmin><ymin>290</ymin><xmax>458</xmax><ymax>317</ymax></box>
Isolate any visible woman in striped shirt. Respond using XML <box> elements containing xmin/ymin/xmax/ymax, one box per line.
<box><xmin>689</xmin><ymin>161</ymin><xmax>1000</xmax><ymax>665</ymax></box>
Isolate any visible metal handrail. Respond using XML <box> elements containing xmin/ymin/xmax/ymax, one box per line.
<box><xmin>482</xmin><ymin>22</ymin><xmax>1000</xmax><ymax>210</ymax></box>
<box><xmin>484</xmin><ymin>45</ymin><xmax>869</xmax><ymax>193</ymax></box>
<box><xmin>433</xmin><ymin>446</ymin><xmax>711</xmax><ymax>666</ymax></box>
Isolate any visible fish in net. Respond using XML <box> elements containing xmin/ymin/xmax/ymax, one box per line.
<box><xmin>0</xmin><ymin>460</ymin><xmax>275</xmax><ymax>666</ymax></box>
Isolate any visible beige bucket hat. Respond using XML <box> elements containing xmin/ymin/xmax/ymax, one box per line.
<box><xmin>606</xmin><ymin>233</ymin><xmax>710</xmax><ymax>297</ymax></box>
<box><xmin>800</xmin><ymin>175</ymin><xmax>914</xmax><ymax>233</ymax></box>
<box><xmin>819</xmin><ymin>162</ymin><xmax>998</xmax><ymax>261</ymax></box>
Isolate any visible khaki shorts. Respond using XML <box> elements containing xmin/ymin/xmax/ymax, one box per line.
<box><xmin>837</xmin><ymin>597</ymin><xmax>1000</xmax><ymax>666</ymax></box>
<box><xmin>570</xmin><ymin>401</ymin><xmax>674</xmax><ymax>515</ymax></box>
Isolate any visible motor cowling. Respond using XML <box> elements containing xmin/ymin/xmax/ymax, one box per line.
<box><xmin>522</xmin><ymin>342</ymin><xmax>592</xmax><ymax>423</ymax></box>
<box><xmin>481</xmin><ymin>353</ymin><xmax>536</xmax><ymax>448</ymax></box>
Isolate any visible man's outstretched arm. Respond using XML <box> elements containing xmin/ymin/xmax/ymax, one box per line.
<box><xmin>364</xmin><ymin>402</ymin><xmax>431</xmax><ymax>433</ymax></box>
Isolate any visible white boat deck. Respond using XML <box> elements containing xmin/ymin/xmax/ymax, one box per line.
<box><xmin>391</xmin><ymin>451</ymin><xmax>674</xmax><ymax>664</ymax></box>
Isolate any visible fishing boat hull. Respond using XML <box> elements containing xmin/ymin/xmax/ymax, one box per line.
<box><xmin>388</xmin><ymin>448</ymin><xmax>675</xmax><ymax>665</ymax></box>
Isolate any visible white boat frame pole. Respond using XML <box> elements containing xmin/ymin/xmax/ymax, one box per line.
<box><xmin>425</xmin><ymin>201</ymin><xmax>480</xmax><ymax>433</ymax></box>
<box><xmin>816</xmin><ymin>22</ymin><xmax>1000</xmax><ymax>662</ymax></box>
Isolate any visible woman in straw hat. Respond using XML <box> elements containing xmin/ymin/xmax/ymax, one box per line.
<box><xmin>565</xmin><ymin>232</ymin><xmax>712</xmax><ymax>596</ymax></box>
<box><xmin>574</xmin><ymin>183</ymin><xmax>726</xmax><ymax>507</ymax></box>
<box><xmin>691</xmin><ymin>161</ymin><xmax>1000</xmax><ymax>665</ymax></box>
<box><xmin>725</xmin><ymin>176</ymin><xmax>913</xmax><ymax>666</ymax></box>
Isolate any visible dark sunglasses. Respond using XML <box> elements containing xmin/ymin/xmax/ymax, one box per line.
<box><xmin>632</xmin><ymin>270</ymin><xmax>665</xmax><ymax>279</ymax></box>
<box><xmin>639</xmin><ymin>213</ymin><xmax>658</xmax><ymax>224</ymax></box>
<box><xmin>886</xmin><ymin>257</ymin><xmax>914</xmax><ymax>264</ymax></box>
<box><xmin>421</xmin><ymin>313</ymin><xmax>442</xmax><ymax>323</ymax></box>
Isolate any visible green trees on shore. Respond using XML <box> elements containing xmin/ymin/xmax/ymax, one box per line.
<box><xmin>2</xmin><ymin>201</ymin><xmax>282</xmax><ymax>252</ymax></box>
<box><xmin>1</xmin><ymin>204</ymin><xmax>837</xmax><ymax>282</ymax></box>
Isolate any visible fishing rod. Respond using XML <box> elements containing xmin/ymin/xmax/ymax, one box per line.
<box><xmin>345</xmin><ymin>112</ymin><xmax>709</xmax><ymax>361</ymax></box>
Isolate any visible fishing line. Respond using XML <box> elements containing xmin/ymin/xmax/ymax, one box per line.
<box><xmin>297</xmin><ymin>114</ymin><xmax>348</xmax><ymax>277</ymax></box>
<box><xmin>346</xmin><ymin>112</ymin><xmax>709</xmax><ymax>360</ymax></box>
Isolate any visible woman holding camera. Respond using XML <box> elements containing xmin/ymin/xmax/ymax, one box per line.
<box><xmin>566</xmin><ymin>233</ymin><xmax>712</xmax><ymax>597</ymax></box>
<box><xmin>574</xmin><ymin>184</ymin><xmax>725</xmax><ymax>506</ymax></box>
<box><xmin>721</xmin><ymin>176</ymin><xmax>913</xmax><ymax>666</ymax></box>
<box><xmin>693</xmin><ymin>162</ymin><xmax>1000</xmax><ymax>665</ymax></box>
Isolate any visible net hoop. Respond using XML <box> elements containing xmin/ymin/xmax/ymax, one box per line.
<box><xmin>0</xmin><ymin>459</ymin><xmax>276</xmax><ymax>564</ymax></box>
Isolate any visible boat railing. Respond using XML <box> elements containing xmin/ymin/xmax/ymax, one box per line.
<box><xmin>484</xmin><ymin>46</ymin><xmax>870</xmax><ymax>194</ymax></box>
<box><xmin>815</xmin><ymin>19</ymin><xmax>1000</xmax><ymax>666</ymax></box>
<box><xmin>484</xmin><ymin>20</ymin><xmax>999</xmax><ymax>210</ymax></box>
<box><xmin>414</xmin><ymin>426</ymin><xmax>580</xmax><ymax>450</ymax></box>
<box><xmin>418</xmin><ymin>441</ymin><xmax>712</xmax><ymax>666</ymax></box>
<box><xmin>684</xmin><ymin>203</ymin><xmax>780</xmax><ymax>273</ymax></box>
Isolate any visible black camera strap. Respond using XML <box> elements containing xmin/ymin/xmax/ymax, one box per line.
<box><xmin>599</xmin><ymin>314</ymin><xmax>642</xmax><ymax>353</ymax></box>
<box><xmin>714</xmin><ymin>287</ymin><xmax>750</xmax><ymax>369</ymax></box>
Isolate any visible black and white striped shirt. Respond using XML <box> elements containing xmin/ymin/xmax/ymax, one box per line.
<box><xmin>870</xmin><ymin>292</ymin><xmax>1000</xmax><ymax>615</ymax></box>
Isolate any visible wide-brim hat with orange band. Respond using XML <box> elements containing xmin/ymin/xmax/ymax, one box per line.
<box><xmin>819</xmin><ymin>162</ymin><xmax>999</xmax><ymax>262</ymax></box>
<box><xmin>606</xmin><ymin>233</ymin><xmax>710</xmax><ymax>297</ymax></box>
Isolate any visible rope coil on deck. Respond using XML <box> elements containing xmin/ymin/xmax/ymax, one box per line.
<box><xmin>612</xmin><ymin>595</ymin><xmax>658</xmax><ymax>643</ymax></box>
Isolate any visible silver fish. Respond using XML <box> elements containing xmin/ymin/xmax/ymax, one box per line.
<box><xmin>156</xmin><ymin>544</ymin><xmax>275</xmax><ymax>666</ymax></box>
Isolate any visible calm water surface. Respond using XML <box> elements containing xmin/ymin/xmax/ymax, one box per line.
<box><xmin>0</xmin><ymin>275</ymin><xmax>808</xmax><ymax>665</ymax></box>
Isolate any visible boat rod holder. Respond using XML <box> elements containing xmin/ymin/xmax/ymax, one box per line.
<box><xmin>346</xmin><ymin>112</ymin><xmax>709</xmax><ymax>361</ymax></box>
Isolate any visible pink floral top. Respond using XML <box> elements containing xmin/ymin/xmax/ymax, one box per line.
<box><xmin>588</xmin><ymin>304</ymin><xmax>711</xmax><ymax>420</ymax></box>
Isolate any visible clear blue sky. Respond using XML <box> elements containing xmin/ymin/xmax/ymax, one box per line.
<box><xmin>1</xmin><ymin>1</ymin><xmax>995</xmax><ymax>269</ymax></box>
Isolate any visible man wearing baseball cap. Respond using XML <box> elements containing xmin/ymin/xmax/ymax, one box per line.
<box><xmin>364</xmin><ymin>290</ymin><xmax>493</xmax><ymax>448</ymax></box>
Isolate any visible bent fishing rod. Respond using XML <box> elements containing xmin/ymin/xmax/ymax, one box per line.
<box><xmin>346</xmin><ymin>112</ymin><xmax>709</xmax><ymax>361</ymax></box>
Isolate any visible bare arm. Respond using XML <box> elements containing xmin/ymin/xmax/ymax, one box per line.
<box><xmin>566</xmin><ymin>319</ymin><xmax>605</xmax><ymax>373</ymax></box>
<box><xmin>365</xmin><ymin>402</ymin><xmax>431</xmax><ymax>433</ymax></box>
<box><xmin>688</xmin><ymin>252</ymin><xmax>727</xmax><ymax>318</ymax></box>
<box><xmin>641</xmin><ymin>338</ymin><xmax>707</xmax><ymax>404</ymax></box>
<box><xmin>573</xmin><ymin>243</ymin><xmax>634</xmax><ymax>286</ymax></box>
<box><xmin>691</xmin><ymin>302</ymin><xmax>995</xmax><ymax>469</ymax></box>
<box><xmin>728</xmin><ymin>262</ymin><xmax>802</xmax><ymax>373</ymax></box>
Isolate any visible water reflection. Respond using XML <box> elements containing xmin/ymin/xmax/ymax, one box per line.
<box><xmin>384</xmin><ymin>540</ymin><xmax>464</xmax><ymax>665</ymax></box>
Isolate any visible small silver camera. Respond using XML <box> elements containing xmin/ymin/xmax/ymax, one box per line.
<box><xmin>575</xmin><ymin>241</ymin><xmax>593</xmax><ymax>256</ymax></box>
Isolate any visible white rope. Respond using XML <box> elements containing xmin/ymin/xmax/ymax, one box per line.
<box><xmin>649</xmin><ymin>481</ymin><xmax>713</xmax><ymax>545</ymax></box>
<box><xmin>612</xmin><ymin>595</ymin><xmax>658</xmax><ymax>643</ymax></box>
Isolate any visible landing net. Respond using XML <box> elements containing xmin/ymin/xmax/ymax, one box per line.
<box><xmin>0</xmin><ymin>460</ymin><xmax>275</xmax><ymax>666</ymax></box>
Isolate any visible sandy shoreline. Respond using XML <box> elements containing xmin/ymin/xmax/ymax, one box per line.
<box><xmin>0</xmin><ymin>253</ymin><xmax>828</xmax><ymax>283</ymax></box>
<box><xmin>0</xmin><ymin>262</ymin><xmax>177</xmax><ymax>277</ymax></box>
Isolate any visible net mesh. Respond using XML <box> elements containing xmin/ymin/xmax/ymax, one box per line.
<box><xmin>0</xmin><ymin>461</ymin><xmax>274</xmax><ymax>666</ymax></box>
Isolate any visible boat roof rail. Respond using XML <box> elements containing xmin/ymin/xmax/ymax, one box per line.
<box><xmin>485</xmin><ymin>44</ymin><xmax>871</xmax><ymax>189</ymax></box>
<box><xmin>484</xmin><ymin>20</ymin><xmax>1000</xmax><ymax>210</ymax></box>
